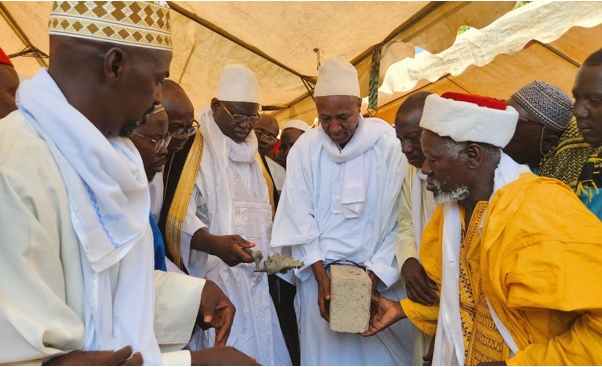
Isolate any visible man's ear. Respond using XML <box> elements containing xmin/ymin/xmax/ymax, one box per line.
<box><xmin>542</xmin><ymin>129</ymin><xmax>560</xmax><ymax>154</ymax></box>
<box><xmin>356</xmin><ymin>97</ymin><xmax>362</xmax><ymax>113</ymax></box>
<box><xmin>465</xmin><ymin>143</ymin><xmax>484</xmax><ymax>169</ymax></box>
<box><xmin>103</xmin><ymin>47</ymin><xmax>126</xmax><ymax>85</ymax></box>
<box><xmin>211</xmin><ymin>98</ymin><xmax>221</xmax><ymax>115</ymax></box>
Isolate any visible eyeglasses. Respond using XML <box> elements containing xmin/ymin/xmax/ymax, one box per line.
<box><xmin>221</xmin><ymin>102</ymin><xmax>261</xmax><ymax>125</ymax></box>
<box><xmin>254</xmin><ymin>129</ymin><xmax>278</xmax><ymax>145</ymax></box>
<box><xmin>132</xmin><ymin>132</ymin><xmax>172</xmax><ymax>153</ymax></box>
<box><xmin>169</xmin><ymin>119</ymin><xmax>198</xmax><ymax>137</ymax></box>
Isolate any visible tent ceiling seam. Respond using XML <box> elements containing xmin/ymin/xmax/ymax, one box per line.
<box><xmin>533</xmin><ymin>40</ymin><xmax>581</xmax><ymax>68</ymax></box>
<box><xmin>177</xmin><ymin>39</ymin><xmax>197</xmax><ymax>85</ymax></box>
<box><xmin>167</xmin><ymin>1</ymin><xmax>308</xmax><ymax>80</ymax></box>
<box><xmin>0</xmin><ymin>2</ymin><xmax>47</xmax><ymax>68</ymax></box>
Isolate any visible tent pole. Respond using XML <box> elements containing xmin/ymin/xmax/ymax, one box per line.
<box><xmin>0</xmin><ymin>2</ymin><xmax>47</xmax><ymax>68</ymax></box>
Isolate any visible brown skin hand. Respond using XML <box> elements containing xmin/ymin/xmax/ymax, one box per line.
<box><xmin>47</xmin><ymin>35</ymin><xmax>171</xmax><ymax>137</ymax></box>
<box><xmin>44</xmin><ymin>346</ymin><xmax>143</xmax><ymax>366</ymax></box>
<box><xmin>503</xmin><ymin>97</ymin><xmax>559</xmax><ymax>167</ymax></box>
<box><xmin>211</xmin><ymin>97</ymin><xmax>259</xmax><ymax>143</ymax></box>
<box><xmin>274</xmin><ymin>128</ymin><xmax>304</xmax><ymax>169</ymax></box>
<box><xmin>130</xmin><ymin>109</ymin><xmax>169</xmax><ymax>182</ymax></box>
<box><xmin>0</xmin><ymin>63</ymin><xmax>19</xmax><ymax>119</ymax></box>
<box><xmin>254</xmin><ymin>114</ymin><xmax>280</xmax><ymax>155</ymax></box>
<box><xmin>573</xmin><ymin>64</ymin><xmax>602</xmax><ymax>146</ymax></box>
<box><xmin>315</xmin><ymin>95</ymin><xmax>361</xmax><ymax>148</ymax></box>
<box><xmin>395</xmin><ymin>107</ymin><xmax>427</xmax><ymax>169</ymax></box>
<box><xmin>162</xmin><ymin>80</ymin><xmax>195</xmax><ymax>154</ymax></box>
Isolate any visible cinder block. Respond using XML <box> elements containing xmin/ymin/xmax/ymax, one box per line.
<box><xmin>329</xmin><ymin>265</ymin><xmax>371</xmax><ymax>333</ymax></box>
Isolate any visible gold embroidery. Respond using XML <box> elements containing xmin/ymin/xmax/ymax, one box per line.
<box><xmin>165</xmin><ymin>130</ymin><xmax>203</xmax><ymax>269</ymax></box>
<box><xmin>257</xmin><ymin>154</ymin><xmax>275</xmax><ymax>218</ymax></box>
<box><xmin>459</xmin><ymin>201</ymin><xmax>509</xmax><ymax>365</ymax></box>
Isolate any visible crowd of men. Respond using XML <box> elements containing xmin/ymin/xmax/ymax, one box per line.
<box><xmin>1</xmin><ymin>1</ymin><xmax>602</xmax><ymax>366</ymax></box>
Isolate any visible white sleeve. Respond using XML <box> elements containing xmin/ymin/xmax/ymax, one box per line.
<box><xmin>161</xmin><ymin>350</ymin><xmax>191</xmax><ymax>366</ymax></box>
<box><xmin>154</xmin><ymin>271</ymin><xmax>205</xmax><ymax>352</ymax></box>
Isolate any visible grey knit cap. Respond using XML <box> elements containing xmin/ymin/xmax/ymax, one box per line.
<box><xmin>512</xmin><ymin>80</ymin><xmax>573</xmax><ymax>133</ymax></box>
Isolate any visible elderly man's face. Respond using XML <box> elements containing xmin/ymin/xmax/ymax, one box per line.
<box><xmin>573</xmin><ymin>65</ymin><xmax>602</xmax><ymax>145</ymax></box>
<box><xmin>254</xmin><ymin>114</ymin><xmax>280</xmax><ymax>155</ymax></box>
<box><xmin>130</xmin><ymin>110</ymin><xmax>170</xmax><ymax>182</ymax></box>
<box><xmin>275</xmin><ymin>128</ymin><xmax>305</xmax><ymax>169</ymax></box>
<box><xmin>421</xmin><ymin>129</ymin><xmax>471</xmax><ymax>205</ymax></box>
<box><xmin>163</xmin><ymin>87</ymin><xmax>195</xmax><ymax>154</ymax></box>
<box><xmin>211</xmin><ymin>98</ymin><xmax>260</xmax><ymax>143</ymax></box>
<box><xmin>316</xmin><ymin>95</ymin><xmax>361</xmax><ymax>146</ymax></box>
<box><xmin>0</xmin><ymin>63</ymin><xmax>19</xmax><ymax>119</ymax></box>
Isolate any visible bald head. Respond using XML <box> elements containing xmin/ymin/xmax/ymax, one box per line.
<box><xmin>161</xmin><ymin>79</ymin><xmax>195</xmax><ymax>153</ymax></box>
<box><xmin>395</xmin><ymin>91</ymin><xmax>432</xmax><ymax>168</ymax></box>
<box><xmin>0</xmin><ymin>63</ymin><xmax>19</xmax><ymax>120</ymax></box>
<box><xmin>254</xmin><ymin>114</ymin><xmax>280</xmax><ymax>155</ymax></box>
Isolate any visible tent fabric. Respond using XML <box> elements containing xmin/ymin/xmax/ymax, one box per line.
<box><xmin>1</xmin><ymin>1</ymin><xmax>515</xmax><ymax>127</ymax></box>
<box><xmin>374</xmin><ymin>1</ymin><xmax>602</xmax><ymax>110</ymax></box>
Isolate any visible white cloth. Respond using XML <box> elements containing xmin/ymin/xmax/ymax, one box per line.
<box><xmin>271</xmin><ymin>117</ymin><xmax>412</xmax><ymax>365</ymax></box>
<box><xmin>420</xmin><ymin>94</ymin><xmax>519</xmax><ymax>148</ymax></box>
<box><xmin>17</xmin><ymin>69</ymin><xmax>161</xmax><ymax>365</ymax></box>
<box><xmin>411</xmin><ymin>171</ymin><xmax>428</xmax><ymax>250</ymax></box>
<box><xmin>266</xmin><ymin>156</ymin><xmax>286</xmax><ymax>191</ymax></box>
<box><xmin>432</xmin><ymin>152</ymin><xmax>529</xmax><ymax>366</ymax></box>
<box><xmin>314</xmin><ymin>55</ymin><xmax>360</xmax><ymax>97</ymax></box>
<box><xmin>183</xmin><ymin>108</ymin><xmax>290</xmax><ymax>366</ymax></box>
<box><xmin>150</xmin><ymin>173</ymin><xmax>164</xmax><ymax>222</ymax></box>
<box><xmin>215</xmin><ymin>64</ymin><xmax>259</xmax><ymax>103</ymax></box>
<box><xmin>0</xmin><ymin>110</ymin><xmax>205</xmax><ymax>366</ymax></box>
<box><xmin>283</xmin><ymin>119</ymin><xmax>310</xmax><ymax>132</ymax></box>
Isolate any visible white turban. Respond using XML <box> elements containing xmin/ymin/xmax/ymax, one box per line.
<box><xmin>215</xmin><ymin>64</ymin><xmax>259</xmax><ymax>104</ymax></box>
<box><xmin>314</xmin><ymin>56</ymin><xmax>360</xmax><ymax>98</ymax></box>
<box><xmin>283</xmin><ymin>119</ymin><xmax>310</xmax><ymax>132</ymax></box>
<box><xmin>420</xmin><ymin>93</ymin><xmax>519</xmax><ymax>148</ymax></box>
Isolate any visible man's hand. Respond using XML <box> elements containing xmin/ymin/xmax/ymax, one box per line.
<box><xmin>423</xmin><ymin>335</ymin><xmax>435</xmax><ymax>366</ymax></box>
<box><xmin>190</xmin><ymin>347</ymin><xmax>261</xmax><ymax>366</ymax></box>
<box><xmin>192</xmin><ymin>230</ymin><xmax>254</xmax><ymax>266</ymax></box>
<box><xmin>44</xmin><ymin>346</ymin><xmax>143</xmax><ymax>366</ymax></box>
<box><xmin>199</xmin><ymin>280</ymin><xmax>236</xmax><ymax>347</ymax></box>
<box><xmin>402</xmin><ymin>258</ymin><xmax>439</xmax><ymax>306</ymax></box>
<box><xmin>361</xmin><ymin>295</ymin><xmax>405</xmax><ymax>337</ymax></box>
<box><xmin>312</xmin><ymin>262</ymin><xmax>331</xmax><ymax>322</ymax></box>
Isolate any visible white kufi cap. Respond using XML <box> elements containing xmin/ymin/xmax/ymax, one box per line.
<box><xmin>283</xmin><ymin>119</ymin><xmax>310</xmax><ymax>132</ymax></box>
<box><xmin>314</xmin><ymin>56</ymin><xmax>360</xmax><ymax>98</ymax></box>
<box><xmin>420</xmin><ymin>92</ymin><xmax>519</xmax><ymax>148</ymax></box>
<box><xmin>215</xmin><ymin>64</ymin><xmax>259</xmax><ymax>104</ymax></box>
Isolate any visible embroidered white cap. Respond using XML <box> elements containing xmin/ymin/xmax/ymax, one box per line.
<box><xmin>283</xmin><ymin>119</ymin><xmax>310</xmax><ymax>132</ymax></box>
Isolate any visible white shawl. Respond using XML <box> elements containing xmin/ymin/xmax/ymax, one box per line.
<box><xmin>318</xmin><ymin>116</ymin><xmax>397</xmax><ymax>218</ymax></box>
<box><xmin>196</xmin><ymin>107</ymin><xmax>267</xmax><ymax>234</ymax></box>
<box><xmin>433</xmin><ymin>153</ymin><xmax>528</xmax><ymax>366</ymax></box>
<box><xmin>17</xmin><ymin>69</ymin><xmax>161</xmax><ymax>365</ymax></box>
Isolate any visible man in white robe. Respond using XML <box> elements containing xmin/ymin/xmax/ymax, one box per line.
<box><xmin>172</xmin><ymin>64</ymin><xmax>290</xmax><ymax>365</ymax></box>
<box><xmin>270</xmin><ymin>56</ymin><xmax>413</xmax><ymax>365</ymax></box>
<box><xmin>0</xmin><ymin>2</ymin><xmax>255</xmax><ymax>365</ymax></box>
<box><xmin>395</xmin><ymin>92</ymin><xmax>439</xmax><ymax>365</ymax></box>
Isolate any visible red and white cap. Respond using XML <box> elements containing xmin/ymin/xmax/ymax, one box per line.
<box><xmin>0</xmin><ymin>47</ymin><xmax>13</xmax><ymax>67</ymax></box>
<box><xmin>419</xmin><ymin>92</ymin><xmax>518</xmax><ymax>148</ymax></box>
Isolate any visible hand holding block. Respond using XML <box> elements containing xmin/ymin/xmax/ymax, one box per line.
<box><xmin>329</xmin><ymin>265</ymin><xmax>371</xmax><ymax>333</ymax></box>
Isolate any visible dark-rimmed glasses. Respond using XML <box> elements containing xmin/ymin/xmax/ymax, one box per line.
<box><xmin>254</xmin><ymin>129</ymin><xmax>278</xmax><ymax>145</ymax></box>
<box><xmin>221</xmin><ymin>102</ymin><xmax>261</xmax><ymax>125</ymax></box>
<box><xmin>169</xmin><ymin>119</ymin><xmax>198</xmax><ymax>137</ymax></box>
<box><xmin>132</xmin><ymin>132</ymin><xmax>171</xmax><ymax>153</ymax></box>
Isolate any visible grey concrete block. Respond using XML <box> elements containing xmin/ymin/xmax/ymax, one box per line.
<box><xmin>329</xmin><ymin>265</ymin><xmax>371</xmax><ymax>333</ymax></box>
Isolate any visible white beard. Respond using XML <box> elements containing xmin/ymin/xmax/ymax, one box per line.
<box><xmin>432</xmin><ymin>180</ymin><xmax>470</xmax><ymax>205</ymax></box>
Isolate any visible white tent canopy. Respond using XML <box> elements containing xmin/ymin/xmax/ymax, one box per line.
<box><xmin>0</xmin><ymin>1</ymin><xmax>517</xmax><ymax>126</ymax></box>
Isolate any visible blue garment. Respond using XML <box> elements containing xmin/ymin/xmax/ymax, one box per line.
<box><xmin>149</xmin><ymin>213</ymin><xmax>167</xmax><ymax>271</ymax></box>
<box><xmin>578</xmin><ymin>190</ymin><xmax>602</xmax><ymax>221</ymax></box>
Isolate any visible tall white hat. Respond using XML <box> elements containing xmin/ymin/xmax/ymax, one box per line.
<box><xmin>215</xmin><ymin>64</ymin><xmax>259</xmax><ymax>104</ymax></box>
<box><xmin>314</xmin><ymin>56</ymin><xmax>360</xmax><ymax>98</ymax></box>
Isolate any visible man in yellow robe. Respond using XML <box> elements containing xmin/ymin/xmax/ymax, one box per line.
<box><xmin>363</xmin><ymin>92</ymin><xmax>602</xmax><ymax>366</ymax></box>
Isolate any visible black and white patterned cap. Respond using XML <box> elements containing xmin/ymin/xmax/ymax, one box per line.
<box><xmin>512</xmin><ymin>80</ymin><xmax>573</xmax><ymax>133</ymax></box>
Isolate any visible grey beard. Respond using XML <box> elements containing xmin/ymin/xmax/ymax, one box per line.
<box><xmin>432</xmin><ymin>180</ymin><xmax>470</xmax><ymax>205</ymax></box>
<box><xmin>119</xmin><ymin>119</ymin><xmax>141</xmax><ymax>137</ymax></box>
